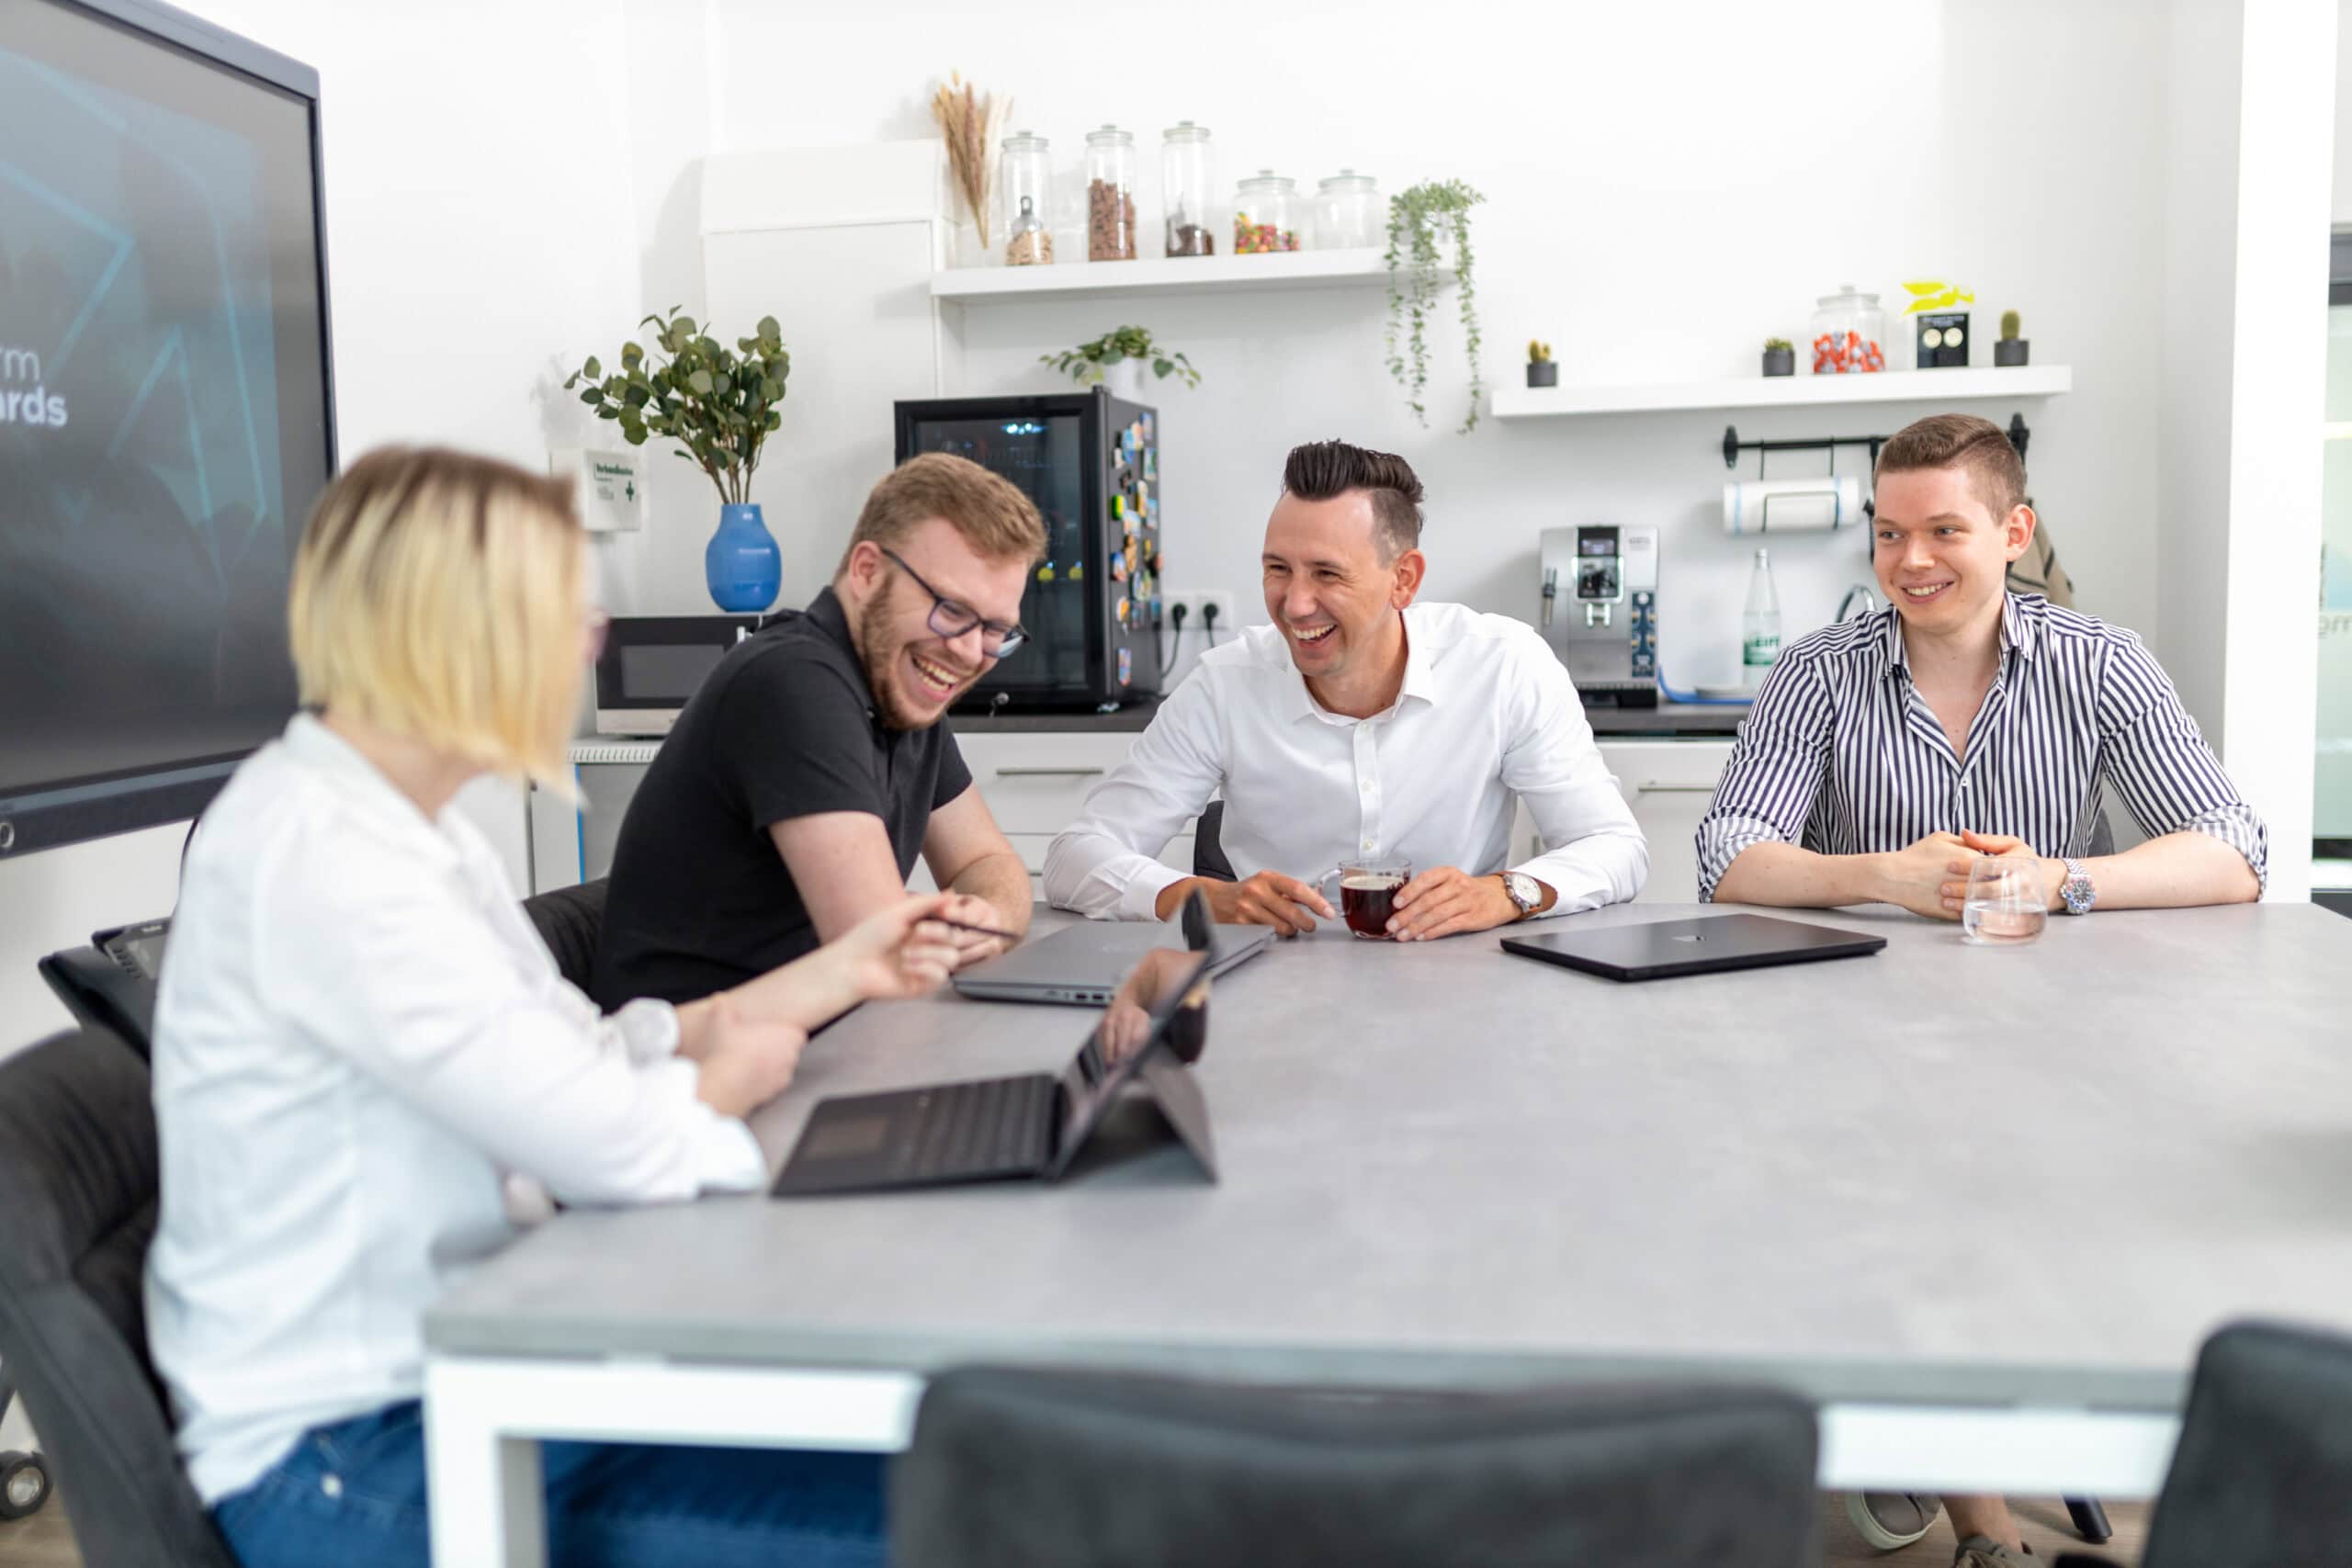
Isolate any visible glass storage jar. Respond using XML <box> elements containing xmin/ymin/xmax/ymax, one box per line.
<box><xmin>1160</xmin><ymin>121</ymin><xmax>1216</xmax><ymax>256</ymax></box>
<box><xmin>1000</xmin><ymin>131</ymin><xmax>1054</xmax><ymax>265</ymax></box>
<box><xmin>1809</xmin><ymin>284</ymin><xmax>1886</xmax><ymax>374</ymax></box>
<box><xmin>1234</xmin><ymin>170</ymin><xmax>1301</xmax><ymax>254</ymax></box>
<box><xmin>1314</xmin><ymin>169</ymin><xmax>1382</xmax><ymax>249</ymax></box>
<box><xmin>1084</xmin><ymin>125</ymin><xmax>1137</xmax><ymax>262</ymax></box>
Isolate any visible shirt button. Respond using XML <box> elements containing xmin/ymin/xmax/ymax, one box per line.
<box><xmin>1362</xmin><ymin>839</ymin><xmax>1374</xmax><ymax>852</ymax></box>
<box><xmin>322</xmin><ymin>1474</ymin><xmax>344</xmax><ymax>1499</ymax></box>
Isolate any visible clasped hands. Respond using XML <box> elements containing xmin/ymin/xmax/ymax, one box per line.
<box><xmin>1876</xmin><ymin>830</ymin><xmax>2065</xmax><ymax>921</ymax></box>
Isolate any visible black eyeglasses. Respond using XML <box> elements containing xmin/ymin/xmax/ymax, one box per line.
<box><xmin>879</xmin><ymin>547</ymin><xmax>1027</xmax><ymax>657</ymax></box>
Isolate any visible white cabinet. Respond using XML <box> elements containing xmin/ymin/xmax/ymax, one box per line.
<box><xmin>1603</xmin><ymin>740</ymin><xmax>1731</xmax><ymax>904</ymax></box>
<box><xmin>1504</xmin><ymin>739</ymin><xmax>1733</xmax><ymax>905</ymax></box>
<box><xmin>912</xmin><ymin>731</ymin><xmax>1193</xmax><ymax>897</ymax></box>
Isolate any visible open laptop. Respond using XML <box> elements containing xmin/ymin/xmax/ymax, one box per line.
<box><xmin>1500</xmin><ymin>913</ymin><xmax>1886</xmax><ymax>983</ymax></box>
<box><xmin>952</xmin><ymin>888</ymin><xmax>1272</xmax><ymax>1006</ymax></box>
<box><xmin>773</xmin><ymin>942</ymin><xmax>1217</xmax><ymax>1196</ymax></box>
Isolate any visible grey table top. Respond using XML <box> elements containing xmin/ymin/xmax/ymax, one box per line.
<box><xmin>428</xmin><ymin>901</ymin><xmax>2351</xmax><ymax>1413</ymax></box>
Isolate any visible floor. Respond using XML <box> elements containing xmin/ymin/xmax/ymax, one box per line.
<box><xmin>0</xmin><ymin>1479</ymin><xmax>2146</xmax><ymax>1566</ymax></box>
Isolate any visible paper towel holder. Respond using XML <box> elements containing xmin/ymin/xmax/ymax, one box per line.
<box><xmin>1720</xmin><ymin>412</ymin><xmax>2030</xmax><ymax>471</ymax></box>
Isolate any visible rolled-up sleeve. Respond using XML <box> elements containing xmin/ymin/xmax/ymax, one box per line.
<box><xmin>1044</xmin><ymin>673</ymin><xmax>1227</xmax><ymax>920</ymax></box>
<box><xmin>1695</xmin><ymin>654</ymin><xmax>1836</xmax><ymax>902</ymax></box>
<box><xmin>1500</xmin><ymin>648</ymin><xmax>1647</xmax><ymax>913</ymax></box>
<box><xmin>2095</xmin><ymin>631</ymin><xmax>2268</xmax><ymax>893</ymax></box>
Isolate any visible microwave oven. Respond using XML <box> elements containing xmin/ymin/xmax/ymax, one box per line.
<box><xmin>593</xmin><ymin>614</ymin><xmax>765</xmax><ymax>736</ymax></box>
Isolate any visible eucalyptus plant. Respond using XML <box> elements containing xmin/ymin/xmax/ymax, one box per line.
<box><xmin>565</xmin><ymin>306</ymin><xmax>789</xmax><ymax>505</ymax></box>
<box><xmin>1385</xmin><ymin>179</ymin><xmax>1486</xmax><ymax>434</ymax></box>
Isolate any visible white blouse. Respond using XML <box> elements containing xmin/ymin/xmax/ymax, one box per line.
<box><xmin>145</xmin><ymin>715</ymin><xmax>763</xmax><ymax>1504</ymax></box>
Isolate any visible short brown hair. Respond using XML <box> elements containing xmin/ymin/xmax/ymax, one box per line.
<box><xmin>838</xmin><ymin>452</ymin><xmax>1046</xmax><ymax>575</ymax></box>
<box><xmin>1281</xmin><ymin>439</ymin><xmax>1425</xmax><ymax>560</ymax></box>
<box><xmin>1874</xmin><ymin>412</ymin><xmax>2027</xmax><ymax>520</ymax></box>
<box><xmin>289</xmin><ymin>446</ymin><xmax>582</xmax><ymax>786</ymax></box>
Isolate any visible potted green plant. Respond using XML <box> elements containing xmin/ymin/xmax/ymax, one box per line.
<box><xmin>1995</xmin><ymin>310</ymin><xmax>2030</xmax><ymax>367</ymax></box>
<box><xmin>1526</xmin><ymin>340</ymin><xmax>1557</xmax><ymax>389</ymax></box>
<box><xmin>568</xmin><ymin>306</ymin><xmax>790</xmax><ymax>612</ymax></box>
<box><xmin>1385</xmin><ymin>179</ymin><xmax>1485</xmax><ymax>433</ymax></box>
<box><xmin>1040</xmin><ymin>326</ymin><xmax>1201</xmax><ymax>400</ymax></box>
<box><xmin>1761</xmin><ymin>337</ymin><xmax>1794</xmax><ymax>377</ymax></box>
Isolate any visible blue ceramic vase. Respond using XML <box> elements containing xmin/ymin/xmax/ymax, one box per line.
<box><xmin>705</xmin><ymin>502</ymin><xmax>781</xmax><ymax>613</ymax></box>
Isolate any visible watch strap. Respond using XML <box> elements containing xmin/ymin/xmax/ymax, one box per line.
<box><xmin>2060</xmin><ymin>857</ymin><xmax>2095</xmax><ymax>915</ymax></box>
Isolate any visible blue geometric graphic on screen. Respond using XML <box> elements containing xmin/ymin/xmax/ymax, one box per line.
<box><xmin>0</xmin><ymin>47</ymin><xmax>286</xmax><ymax>590</ymax></box>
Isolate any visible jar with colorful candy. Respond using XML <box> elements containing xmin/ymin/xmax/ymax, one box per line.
<box><xmin>1233</xmin><ymin>170</ymin><xmax>1302</xmax><ymax>254</ymax></box>
<box><xmin>1809</xmin><ymin>285</ymin><xmax>1885</xmax><ymax>374</ymax></box>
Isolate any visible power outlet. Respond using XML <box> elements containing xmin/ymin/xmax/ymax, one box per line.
<box><xmin>1164</xmin><ymin>590</ymin><xmax>1238</xmax><ymax>638</ymax></box>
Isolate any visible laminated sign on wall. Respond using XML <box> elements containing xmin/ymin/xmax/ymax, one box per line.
<box><xmin>550</xmin><ymin>447</ymin><xmax>646</xmax><ymax>533</ymax></box>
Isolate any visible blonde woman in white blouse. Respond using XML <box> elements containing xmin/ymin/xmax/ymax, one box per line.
<box><xmin>148</xmin><ymin>446</ymin><xmax>953</xmax><ymax>1568</ymax></box>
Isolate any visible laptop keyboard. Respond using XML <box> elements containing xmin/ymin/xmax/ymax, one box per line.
<box><xmin>899</xmin><ymin>1074</ymin><xmax>1057</xmax><ymax>1181</ymax></box>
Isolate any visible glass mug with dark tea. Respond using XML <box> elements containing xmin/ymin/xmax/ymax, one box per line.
<box><xmin>1335</xmin><ymin>858</ymin><xmax>1411</xmax><ymax>940</ymax></box>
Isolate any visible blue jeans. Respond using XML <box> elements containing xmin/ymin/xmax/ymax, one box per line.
<box><xmin>212</xmin><ymin>1401</ymin><xmax>887</xmax><ymax>1568</ymax></box>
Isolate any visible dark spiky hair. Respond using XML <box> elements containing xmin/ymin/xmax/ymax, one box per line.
<box><xmin>1281</xmin><ymin>439</ymin><xmax>1425</xmax><ymax>560</ymax></box>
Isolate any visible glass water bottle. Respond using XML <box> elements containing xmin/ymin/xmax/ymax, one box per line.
<box><xmin>1742</xmin><ymin>548</ymin><xmax>1781</xmax><ymax>690</ymax></box>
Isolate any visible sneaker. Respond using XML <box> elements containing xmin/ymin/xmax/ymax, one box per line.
<box><xmin>1847</xmin><ymin>1491</ymin><xmax>1940</xmax><ymax>1549</ymax></box>
<box><xmin>1953</xmin><ymin>1536</ymin><xmax>2032</xmax><ymax>1566</ymax></box>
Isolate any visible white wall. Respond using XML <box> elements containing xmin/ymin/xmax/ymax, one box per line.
<box><xmin>0</xmin><ymin>0</ymin><xmax>641</xmax><ymax>1050</ymax></box>
<box><xmin>630</xmin><ymin>0</ymin><xmax>2166</xmax><ymax>694</ymax></box>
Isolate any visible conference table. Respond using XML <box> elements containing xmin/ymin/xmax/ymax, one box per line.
<box><xmin>424</xmin><ymin>899</ymin><xmax>2352</xmax><ymax>1566</ymax></box>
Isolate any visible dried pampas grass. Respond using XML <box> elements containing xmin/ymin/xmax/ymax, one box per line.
<box><xmin>930</xmin><ymin>72</ymin><xmax>1010</xmax><ymax>248</ymax></box>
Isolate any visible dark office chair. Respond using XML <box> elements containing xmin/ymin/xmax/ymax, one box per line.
<box><xmin>892</xmin><ymin>1364</ymin><xmax>1820</xmax><ymax>1568</ymax></box>
<box><xmin>0</xmin><ymin>1027</ymin><xmax>238</xmax><ymax>1566</ymax></box>
<box><xmin>2053</xmin><ymin>1320</ymin><xmax>2352</xmax><ymax>1568</ymax></box>
<box><xmin>1192</xmin><ymin>801</ymin><xmax>1237</xmax><ymax>883</ymax></box>
<box><xmin>523</xmin><ymin>876</ymin><xmax>608</xmax><ymax>992</ymax></box>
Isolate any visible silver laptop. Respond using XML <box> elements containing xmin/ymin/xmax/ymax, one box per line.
<box><xmin>955</xmin><ymin>895</ymin><xmax>1273</xmax><ymax>1006</ymax></box>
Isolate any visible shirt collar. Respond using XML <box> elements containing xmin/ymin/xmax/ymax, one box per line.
<box><xmin>1883</xmin><ymin>592</ymin><xmax>2035</xmax><ymax>680</ymax></box>
<box><xmin>277</xmin><ymin>712</ymin><xmax>465</xmax><ymax>867</ymax></box>
<box><xmin>1282</xmin><ymin>610</ymin><xmax>1434</xmax><ymax>724</ymax></box>
<box><xmin>804</xmin><ymin>585</ymin><xmax>889</xmax><ymax>728</ymax></box>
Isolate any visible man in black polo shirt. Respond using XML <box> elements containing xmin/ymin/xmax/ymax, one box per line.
<box><xmin>591</xmin><ymin>454</ymin><xmax>1044</xmax><ymax>1008</ymax></box>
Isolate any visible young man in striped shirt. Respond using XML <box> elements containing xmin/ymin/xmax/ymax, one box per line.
<box><xmin>1694</xmin><ymin>412</ymin><xmax>2265</xmax><ymax>1564</ymax></box>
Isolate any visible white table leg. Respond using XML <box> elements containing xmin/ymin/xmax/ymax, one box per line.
<box><xmin>425</xmin><ymin>1359</ymin><xmax>548</xmax><ymax>1568</ymax></box>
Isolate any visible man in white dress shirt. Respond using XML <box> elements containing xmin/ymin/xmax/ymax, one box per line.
<box><xmin>1045</xmin><ymin>440</ymin><xmax>1647</xmax><ymax>937</ymax></box>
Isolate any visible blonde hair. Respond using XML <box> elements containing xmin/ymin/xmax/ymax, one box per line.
<box><xmin>288</xmin><ymin>446</ymin><xmax>583</xmax><ymax>787</ymax></box>
<box><xmin>836</xmin><ymin>452</ymin><xmax>1047</xmax><ymax>575</ymax></box>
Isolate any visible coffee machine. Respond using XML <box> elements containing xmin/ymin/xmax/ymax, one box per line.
<box><xmin>1538</xmin><ymin>525</ymin><xmax>1658</xmax><ymax>707</ymax></box>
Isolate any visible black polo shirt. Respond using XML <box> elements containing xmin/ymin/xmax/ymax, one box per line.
<box><xmin>589</xmin><ymin>588</ymin><xmax>973</xmax><ymax>1008</ymax></box>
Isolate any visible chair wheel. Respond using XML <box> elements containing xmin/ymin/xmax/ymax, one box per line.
<box><xmin>0</xmin><ymin>1450</ymin><xmax>51</xmax><ymax>1519</ymax></box>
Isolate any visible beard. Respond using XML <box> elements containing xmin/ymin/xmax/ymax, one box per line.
<box><xmin>857</xmin><ymin>577</ymin><xmax>956</xmax><ymax>731</ymax></box>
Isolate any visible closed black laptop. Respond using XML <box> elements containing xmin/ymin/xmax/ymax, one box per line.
<box><xmin>774</xmin><ymin>942</ymin><xmax>1217</xmax><ymax>1196</ymax></box>
<box><xmin>1500</xmin><ymin>913</ymin><xmax>1885</xmax><ymax>982</ymax></box>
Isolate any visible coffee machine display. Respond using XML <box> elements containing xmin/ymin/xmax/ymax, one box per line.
<box><xmin>896</xmin><ymin>390</ymin><xmax>1163</xmax><ymax>712</ymax></box>
<box><xmin>1539</xmin><ymin>525</ymin><xmax>1658</xmax><ymax>708</ymax></box>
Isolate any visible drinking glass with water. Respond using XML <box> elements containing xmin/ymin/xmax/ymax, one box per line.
<box><xmin>1961</xmin><ymin>857</ymin><xmax>2048</xmax><ymax>945</ymax></box>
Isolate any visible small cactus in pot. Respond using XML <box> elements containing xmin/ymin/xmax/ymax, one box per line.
<box><xmin>1761</xmin><ymin>336</ymin><xmax>1795</xmax><ymax>377</ymax></box>
<box><xmin>1995</xmin><ymin>310</ymin><xmax>2030</xmax><ymax>367</ymax></box>
<box><xmin>1526</xmin><ymin>339</ymin><xmax>1557</xmax><ymax>389</ymax></box>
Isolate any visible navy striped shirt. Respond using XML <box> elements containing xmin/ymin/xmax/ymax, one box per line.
<box><xmin>1695</xmin><ymin>594</ymin><xmax>2267</xmax><ymax>901</ymax></box>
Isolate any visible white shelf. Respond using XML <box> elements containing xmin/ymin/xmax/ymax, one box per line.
<box><xmin>931</xmin><ymin>247</ymin><xmax>1425</xmax><ymax>302</ymax></box>
<box><xmin>1490</xmin><ymin>365</ymin><xmax>2073</xmax><ymax>420</ymax></box>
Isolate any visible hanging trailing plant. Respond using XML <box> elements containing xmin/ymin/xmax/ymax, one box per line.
<box><xmin>1384</xmin><ymin>179</ymin><xmax>1485</xmax><ymax>434</ymax></box>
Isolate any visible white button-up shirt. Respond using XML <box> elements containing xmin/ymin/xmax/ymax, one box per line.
<box><xmin>1044</xmin><ymin>602</ymin><xmax>1648</xmax><ymax>919</ymax></box>
<box><xmin>145</xmin><ymin>716</ymin><xmax>764</xmax><ymax>1504</ymax></box>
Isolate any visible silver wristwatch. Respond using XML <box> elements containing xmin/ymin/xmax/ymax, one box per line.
<box><xmin>2059</xmin><ymin>857</ymin><xmax>2096</xmax><ymax>916</ymax></box>
<box><xmin>1499</xmin><ymin>871</ymin><xmax>1543</xmax><ymax>920</ymax></box>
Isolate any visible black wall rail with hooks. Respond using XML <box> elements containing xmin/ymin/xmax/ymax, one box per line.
<box><xmin>1722</xmin><ymin>412</ymin><xmax>2031</xmax><ymax>473</ymax></box>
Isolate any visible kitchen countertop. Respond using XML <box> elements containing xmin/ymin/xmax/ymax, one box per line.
<box><xmin>951</xmin><ymin>694</ymin><xmax>1167</xmax><ymax>733</ymax></box>
<box><xmin>1582</xmin><ymin>699</ymin><xmax>1750</xmax><ymax>737</ymax></box>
